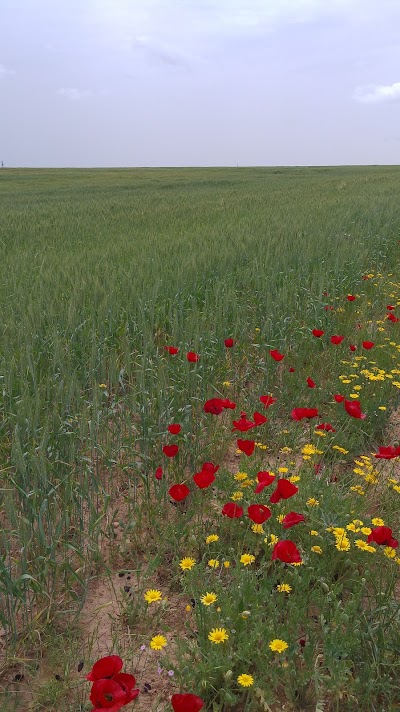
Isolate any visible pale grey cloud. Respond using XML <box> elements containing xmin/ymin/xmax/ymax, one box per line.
<box><xmin>354</xmin><ymin>82</ymin><xmax>400</xmax><ymax>103</ymax></box>
<box><xmin>2</xmin><ymin>0</ymin><xmax>400</xmax><ymax>166</ymax></box>
<box><xmin>57</xmin><ymin>87</ymin><xmax>108</xmax><ymax>100</ymax></box>
<box><xmin>0</xmin><ymin>63</ymin><xmax>15</xmax><ymax>77</ymax></box>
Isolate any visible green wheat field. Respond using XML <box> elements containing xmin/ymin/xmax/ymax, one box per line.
<box><xmin>0</xmin><ymin>167</ymin><xmax>399</xmax><ymax>711</ymax></box>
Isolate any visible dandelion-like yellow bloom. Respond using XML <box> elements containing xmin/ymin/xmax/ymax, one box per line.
<box><xmin>222</xmin><ymin>381</ymin><xmax>231</xmax><ymax>386</ymax></box>
<box><xmin>378</xmin><ymin>406</ymin><xmax>387</xmax><ymax>411</ymax></box>
<box><xmin>264</xmin><ymin>534</ymin><xmax>279</xmax><ymax>547</ymax></box>
<box><xmin>234</xmin><ymin>472</ymin><xmax>248</xmax><ymax>481</ymax></box>
<box><xmin>223</xmin><ymin>560</ymin><xmax>230</xmax><ymax>568</ymax></box>
<box><xmin>231</xmin><ymin>491</ymin><xmax>244</xmax><ymax>501</ymax></box>
<box><xmin>251</xmin><ymin>523</ymin><xmax>265</xmax><ymax>534</ymax></box>
<box><xmin>144</xmin><ymin>589</ymin><xmax>163</xmax><ymax>604</ymax></box>
<box><xmin>360</xmin><ymin>527</ymin><xmax>372</xmax><ymax>536</ymax></box>
<box><xmin>311</xmin><ymin>546</ymin><xmax>323</xmax><ymax>554</ymax></box>
<box><xmin>185</xmin><ymin>604</ymin><xmax>192</xmax><ymax>612</ymax></box>
<box><xmin>332</xmin><ymin>445</ymin><xmax>349</xmax><ymax>454</ymax></box>
<box><xmin>150</xmin><ymin>635</ymin><xmax>167</xmax><ymax>651</ymax></box>
<box><xmin>355</xmin><ymin>540</ymin><xmax>376</xmax><ymax>553</ymax></box>
<box><xmin>371</xmin><ymin>517</ymin><xmax>384</xmax><ymax>526</ymax></box>
<box><xmin>208</xmin><ymin>559</ymin><xmax>220</xmax><ymax>568</ymax></box>
<box><xmin>335</xmin><ymin>537</ymin><xmax>351</xmax><ymax>552</ymax></box>
<box><xmin>306</xmin><ymin>498</ymin><xmax>319</xmax><ymax>507</ymax></box>
<box><xmin>289</xmin><ymin>475</ymin><xmax>301</xmax><ymax>483</ymax></box>
<box><xmin>269</xmin><ymin>639</ymin><xmax>288</xmax><ymax>653</ymax></box>
<box><xmin>237</xmin><ymin>674</ymin><xmax>254</xmax><ymax>687</ymax></box>
<box><xmin>350</xmin><ymin>485</ymin><xmax>365</xmax><ymax>495</ymax></box>
<box><xmin>276</xmin><ymin>583</ymin><xmax>292</xmax><ymax>593</ymax></box>
<box><xmin>205</xmin><ymin>534</ymin><xmax>219</xmax><ymax>544</ymax></box>
<box><xmin>310</xmin><ymin>530</ymin><xmax>319</xmax><ymax>536</ymax></box>
<box><xmin>179</xmin><ymin>557</ymin><xmax>196</xmax><ymax>571</ymax></box>
<box><xmin>201</xmin><ymin>592</ymin><xmax>217</xmax><ymax>606</ymax></box>
<box><xmin>278</xmin><ymin>467</ymin><xmax>288</xmax><ymax>473</ymax></box>
<box><xmin>276</xmin><ymin>514</ymin><xmax>285</xmax><ymax>523</ymax></box>
<box><xmin>240</xmin><ymin>553</ymin><xmax>255</xmax><ymax>566</ymax></box>
<box><xmin>208</xmin><ymin>627</ymin><xmax>229</xmax><ymax>644</ymax></box>
<box><xmin>384</xmin><ymin>547</ymin><xmax>396</xmax><ymax>559</ymax></box>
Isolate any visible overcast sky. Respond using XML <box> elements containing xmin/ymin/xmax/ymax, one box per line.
<box><xmin>1</xmin><ymin>0</ymin><xmax>400</xmax><ymax>166</ymax></box>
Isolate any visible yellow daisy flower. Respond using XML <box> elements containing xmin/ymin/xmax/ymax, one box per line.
<box><xmin>237</xmin><ymin>674</ymin><xmax>254</xmax><ymax>687</ymax></box>
<box><xmin>269</xmin><ymin>639</ymin><xmax>288</xmax><ymax>653</ymax></box>
<box><xmin>144</xmin><ymin>589</ymin><xmax>163</xmax><ymax>604</ymax></box>
<box><xmin>150</xmin><ymin>635</ymin><xmax>167</xmax><ymax>651</ymax></box>
<box><xmin>208</xmin><ymin>627</ymin><xmax>229</xmax><ymax>644</ymax></box>
<box><xmin>201</xmin><ymin>592</ymin><xmax>217</xmax><ymax>606</ymax></box>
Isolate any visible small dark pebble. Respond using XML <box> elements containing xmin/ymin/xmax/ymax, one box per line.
<box><xmin>124</xmin><ymin>585</ymin><xmax>131</xmax><ymax>593</ymax></box>
<box><xmin>191</xmin><ymin>598</ymin><xmax>196</xmax><ymax>608</ymax></box>
<box><xmin>55</xmin><ymin>674</ymin><xmax>62</xmax><ymax>681</ymax></box>
<box><xmin>14</xmin><ymin>674</ymin><xmax>24</xmax><ymax>682</ymax></box>
<box><xmin>77</xmin><ymin>661</ymin><xmax>84</xmax><ymax>672</ymax></box>
<box><xmin>127</xmin><ymin>576</ymin><xmax>131</xmax><ymax>580</ymax></box>
<box><xmin>143</xmin><ymin>682</ymin><xmax>152</xmax><ymax>692</ymax></box>
<box><xmin>118</xmin><ymin>572</ymin><xmax>125</xmax><ymax>577</ymax></box>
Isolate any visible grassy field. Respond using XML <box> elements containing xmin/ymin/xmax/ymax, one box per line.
<box><xmin>0</xmin><ymin>167</ymin><xmax>399</xmax><ymax>711</ymax></box>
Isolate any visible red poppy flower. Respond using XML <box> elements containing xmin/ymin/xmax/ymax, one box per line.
<box><xmin>224</xmin><ymin>338</ymin><xmax>235</xmax><ymax>348</ymax></box>
<box><xmin>367</xmin><ymin>526</ymin><xmax>398</xmax><ymax>549</ymax></box>
<box><xmin>362</xmin><ymin>341</ymin><xmax>374</xmax><ymax>350</ymax></box>
<box><xmin>201</xmin><ymin>462</ymin><xmax>219</xmax><ymax>475</ymax></box>
<box><xmin>347</xmin><ymin>295</ymin><xmax>356</xmax><ymax>301</ymax></box>
<box><xmin>222</xmin><ymin>502</ymin><xmax>243</xmax><ymax>518</ymax></box>
<box><xmin>165</xmin><ymin>346</ymin><xmax>179</xmax><ymax>355</ymax></box>
<box><xmin>387</xmin><ymin>312</ymin><xmax>400</xmax><ymax>323</ymax></box>
<box><xmin>237</xmin><ymin>439</ymin><xmax>255</xmax><ymax>456</ymax></box>
<box><xmin>289</xmin><ymin>367</ymin><xmax>296</xmax><ymax>372</ymax></box>
<box><xmin>282</xmin><ymin>512</ymin><xmax>305</xmax><ymax>529</ymax></box>
<box><xmin>374</xmin><ymin>446</ymin><xmax>400</xmax><ymax>460</ymax></box>
<box><xmin>221</xmin><ymin>398</ymin><xmax>236</xmax><ymax>410</ymax></box>
<box><xmin>169</xmin><ymin>483</ymin><xmax>190</xmax><ymax>501</ymax></box>
<box><xmin>155</xmin><ymin>467</ymin><xmax>163</xmax><ymax>481</ymax></box>
<box><xmin>291</xmin><ymin>407</ymin><xmax>318</xmax><ymax>421</ymax></box>
<box><xmin>112</xmin><ymin>674</ymin><xmax>140</xmax><ymax>705</ymax></box>
<box><xmin>254</xmin><ymin>471</ymin><xmax>275</xmax><ymax>493</ymax></box>
<box><xmin>203</xmin><ymin>398</ymin><xmax>225</xmax><ymax>415</ymax></box>
<box><xmin>306</xmin><ymin>377</ymin><xmax>316</xmax><ymax>388</ymax></box>
<box><xmin>344</xmin><ymin>399</ymin><xmax>366</xmax><ymax>420</ymax></box>
<box><xmin>334</xmin><ymin>394</ymin><xmax>345</xmax><ymax>403</ymax></box>
<box><xmin>350</xmin><ymin>344</ymin><xmax>357</xmax><ymax>352</ymax></box>
<box><xmin>316</xmin><ymin>422</ymin><xmax>335</xmax><ymax>432</ymax></box>
<box><xmin>253</xmin><ymin>411</ymin><xmax>268</xmax><ymax>425</ymax></box>
<box><xmin>187</xmin><ymin>351</ymin><xmax>200</xmax><ymax>363</ymax></box>
<box><xmin>86</xmin><ymin>656</ymin><xmax>124</xmax><ymax>681</ymax></box>
<box><xmin>271</xmin><ymin>540</ymin><xmax>302</xmax><ymax>564</ymax></box>
<box><xmin>89</xmin><ymin>678</ymin><xmax>127</xmax><ymax>711</ymax></box>
<box><xmin>247</xmin><ymin>503</ymin><xmax>271</xmax><ymax>524</ymax></box>
<box><xmin>163</xmin><ymin>444</ymin><xmax>179</xmax><ymax>458</ymax></box>
<box><xmin>330</xmin><ymin>335</ymin><xmax>344</xmax><ymax>345</ymax></box>
<box><xmin>171</xmin><ymin>693</ymin><xmax>204</xmax><ymax>712</ymax></box>
<box><xmin>168</xmin><ymin>424</ymin><xmax>181</xmax><ymax>435</ymax></box>
<box><xmin>387</xmin><ymin>305</ymin><xmax>395</xmax><ymax>310</ymax></box>
<box><xmin>269</xmin><ymin>479</ymin><xmax>298</xmax><ymax>503</ymax></box>
<box><xmin>270</xmin><ymin>349</ymin><xmax>285</xmax><ymax>361</ymax></box>
<box><xmin>193</xmin><ymin>469</ymin><xmax>215</xmax><ymax>489</ymax></box>
<box><xmin>259</xmin><ymin>395</ymin><xmax>276</xmax><ymax>408</ymax></box>
<box><xmin>232</xmin><ymin>414</ymin><xmax>255</xmax><ymax>432</ymax></box>
<box><xmin>324</xmin><ymin>305</ymin><xmax>334</xmax><ymax>311</ymax></box>
<box><xmin>312</xmin><ymin>329</ymin><xmax>325</xmax><ymax>337</ymax></box>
